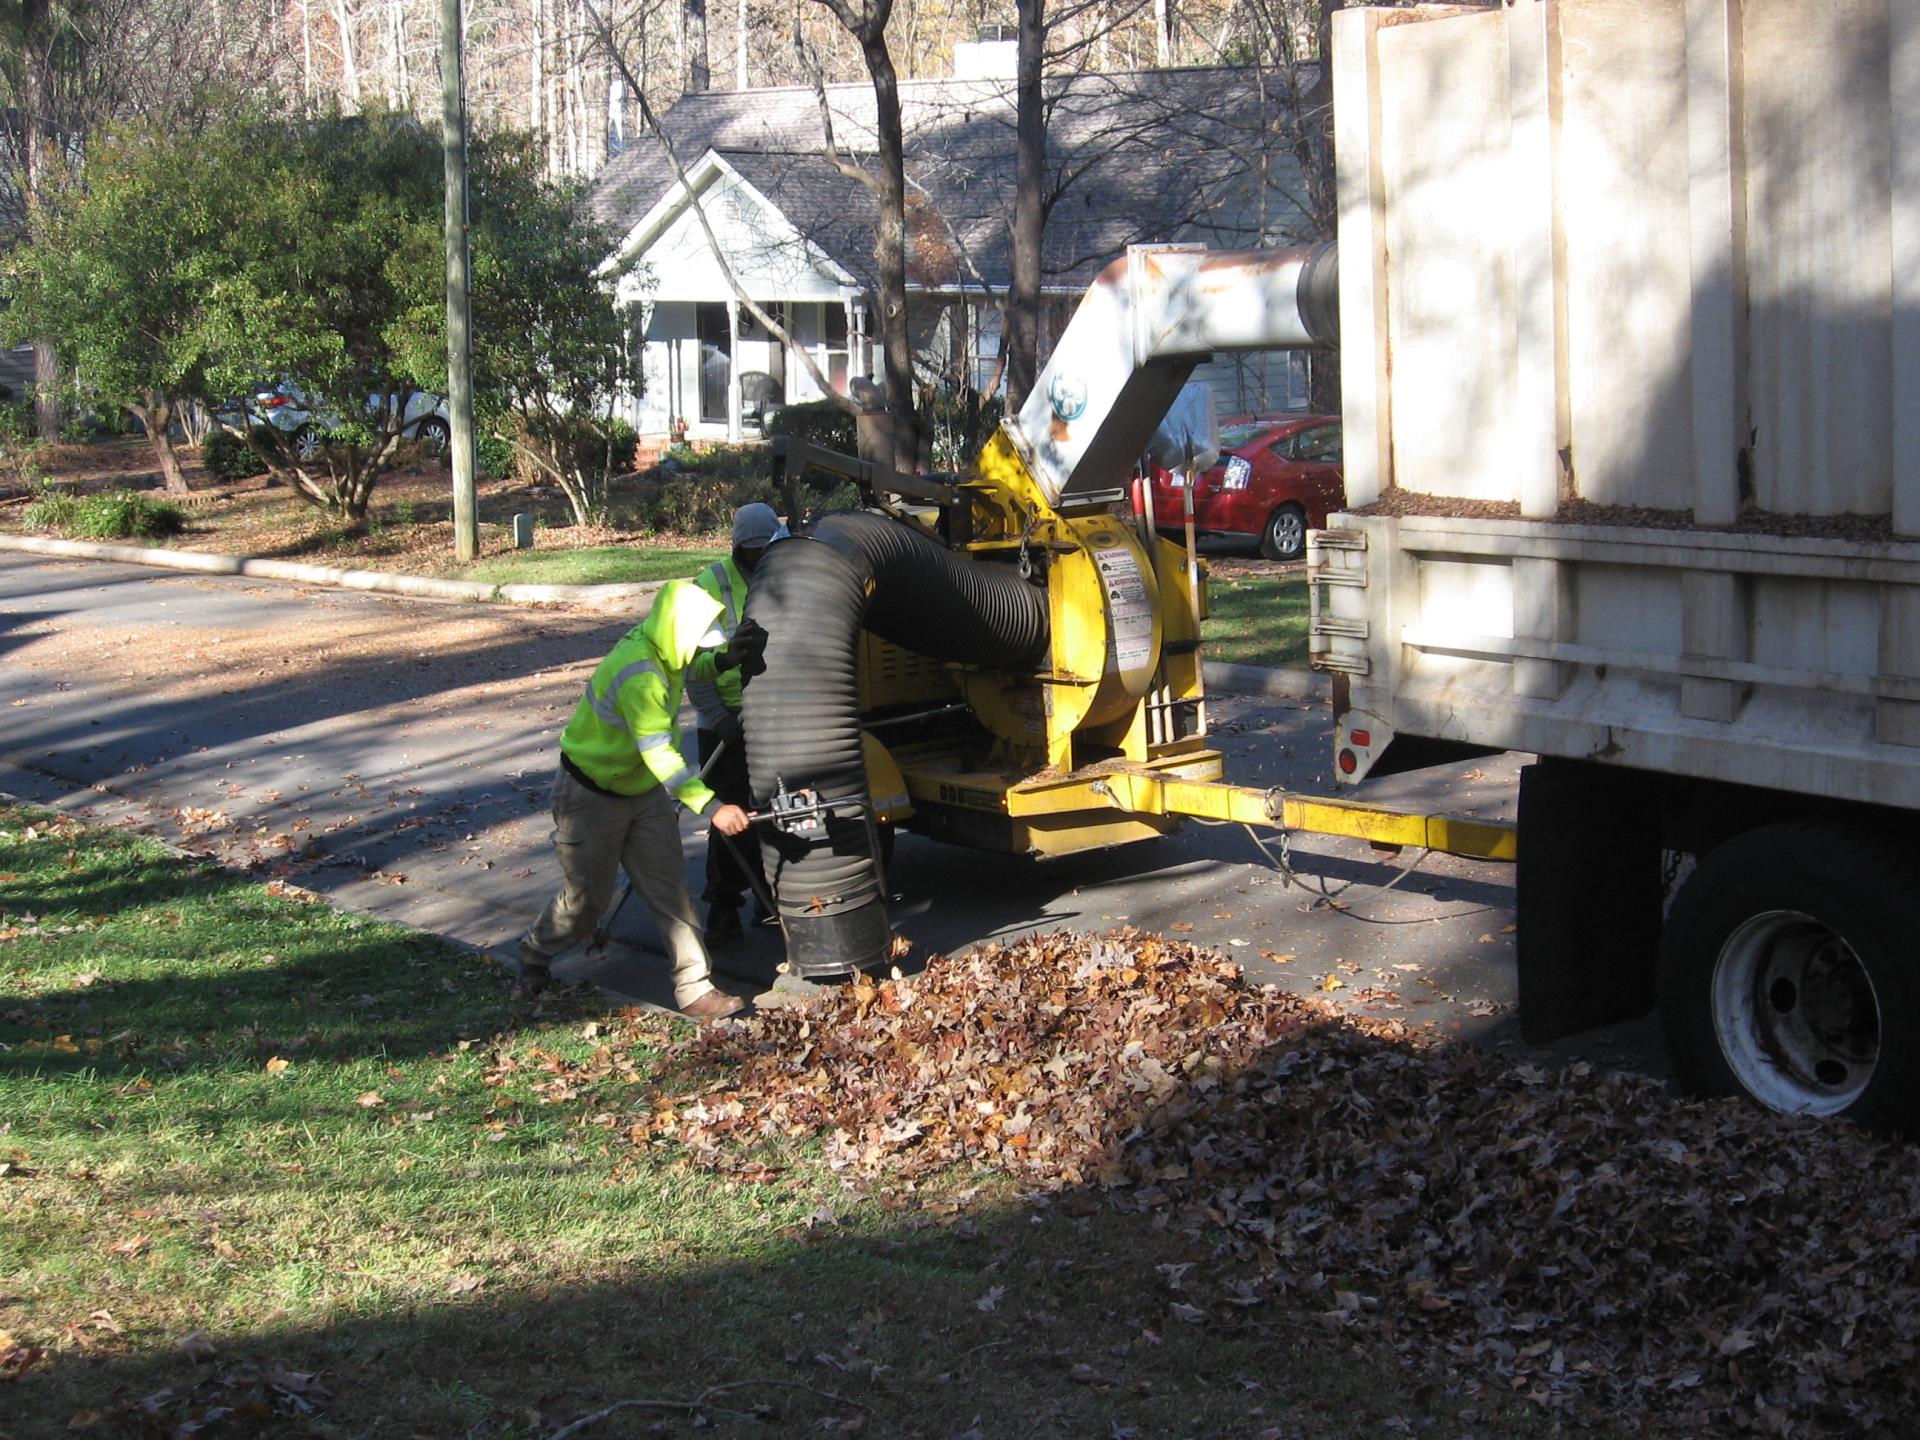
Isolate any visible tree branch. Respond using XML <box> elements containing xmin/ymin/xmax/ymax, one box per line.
<box><xmin>580</xmin><ymin>0</ymin><xmax>856</xmax><ymax>415</ymax></box>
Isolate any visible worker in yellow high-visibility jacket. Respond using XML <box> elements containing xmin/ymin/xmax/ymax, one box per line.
<box><xmin>686</xmin><ymin>502</ymin><xmax>786</xmax><ymax>939</ymax></box>
<box><xmin>516</xmin><ymin>579</ymin><xmax>766</xmax><ymax>1017</ymax></box>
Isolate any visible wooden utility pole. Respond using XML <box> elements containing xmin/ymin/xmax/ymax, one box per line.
<box><xmin>442</xmin><ymin>0</ymin><xmax>479</xmax><ymax>562</ymax></box>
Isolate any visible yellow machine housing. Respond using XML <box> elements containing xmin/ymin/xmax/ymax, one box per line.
<box><xmin>819</xmin><ymin>243</ymin><xmax>1514</xmax><ymax>867</ymax></box>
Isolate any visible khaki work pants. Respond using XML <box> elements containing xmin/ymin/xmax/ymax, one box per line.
<box><xmin>519</xmin><ymin>767</ymin><xmax>716</xmax><ymax>1006</ymax></box>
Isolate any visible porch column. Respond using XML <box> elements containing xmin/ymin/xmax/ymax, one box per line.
<box><xmin>726</xmin><ymin>296</ymin><xmax>742</xmax><ymax>441</ymax></box>
<box><xmin>848</xmin><ymin>297</ymin><xmax>869</xmax><ymax>381</ymax></box>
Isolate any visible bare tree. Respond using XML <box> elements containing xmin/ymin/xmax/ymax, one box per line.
<box><xmin>17</xmin><ymin>0</ymin><xmax>61</xmax><ymax>435</ymax></box>
<box><xmin>684</xmin><ymin>0</ymin><xmax>709</xmax><ymax>89</ymax></box>
<box><xmin>806</xmin><ymin>0</ymin><xmax>919</xmax><ymax>471</ymax></box>
<box><xmin>1003</xmin><ymin>0</ymin><xmax>1045</xmax><ymax>410</ymax></box>
<box><xmin>579</xmin><ymin>0</ymin><xmax>854</xmax><ymax>412</ymax></box>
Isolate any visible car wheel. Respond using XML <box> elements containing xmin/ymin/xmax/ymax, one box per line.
<box><xmin>414</xmin><ymin>416</ymin><xmax>451</xmax><ymax>454</ymax></box>
<box><xmin>290</xmin><ymin>424</ymin><xmax>325</xmax><ymax>464</ymax></box>
<box><xmin>1657</xmin><ymin>821</ymin><xmax>1918</xmax><ymax>1130</ymax></box>
<box><xmin>1258</xmin><ymin>502</ymin><xmax>1307</xmax><ymax>562</ymax></box>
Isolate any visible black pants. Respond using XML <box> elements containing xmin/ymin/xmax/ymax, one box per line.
<box><xmin>697</xmin><ymin>726</ymin><xmax>767</xmax><ymax>912</ymax></box>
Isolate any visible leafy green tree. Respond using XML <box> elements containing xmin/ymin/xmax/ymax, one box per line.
<box><xmin>190</xmin><ymin>108</ymin><xmax>449</xmax><ymax>523</ymax></box>
<box><xmin>7</xmin><ymin>107</ymin><xmax>643</xmax><ymax>529</ymax></box>
<box><xmin>396</xmin><ymin>134</ymin><xmax>649</xmax><ymax>528</ymax></box>
<box><xmin>5</xmin><ymin>103</ymin><xmax>446</xmax><ymax>521</ymax></box>
<box><xmin>1</xmin><ymin>114</ymin><xmax>234</xmax><ymax>492</ymax></box>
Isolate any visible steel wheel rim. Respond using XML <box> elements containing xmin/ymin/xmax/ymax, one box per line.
<box><xmin>1710</xmin><ymin>909</ymin><xmax>1880</xmax><ymax>1115</ymax></box>
<box><xmin>1270</xmin><ymin>509</ymin><xmax>1303</xmax><ymax>555</ymax></box>
<box><xmin>294</xmin><ymin>429</ymin><xmax>324</xmax><ymax>462</ymax></box>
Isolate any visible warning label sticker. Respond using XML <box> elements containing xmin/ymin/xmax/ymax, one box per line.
<box><xmin>1093</xmin><ymin>545</ymin><xmax>1154</xmax><ymax>675</ymax></box>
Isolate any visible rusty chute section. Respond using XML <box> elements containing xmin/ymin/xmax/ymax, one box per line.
<box><xmin>1006</xmin><ymin>243</ymin><xmax>1338</xmax><ymax>509</ymax></box>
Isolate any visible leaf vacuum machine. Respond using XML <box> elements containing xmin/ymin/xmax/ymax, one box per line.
<box><xmin>737</xmin><ymin>244</ymin><xmax>1514</xmax><ymax>980</ymax></box>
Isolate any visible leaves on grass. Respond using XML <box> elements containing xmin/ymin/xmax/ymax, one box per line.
<box><xmin>107</xmin><ymin>1359</ymin><xmax>331</xmax><ymax>1436</ymax></box>
<box><xmin>173</xmin><ymin>1329</ymin><xmax>218</xmax><ymax>1362</ymax></box>
<box><xmin>0</xmin><ymin>1332</ymin><xmax>47</xmax><ymax>1381</ymax></box>
<box><xmin>262</xmin><ymin>1056</ymin><xmax>290</xmax><ymax>1074</ymax></box>
<box><xmin>605</xmin><ymin>929</ymin><xmax>1920</xmax><ymax>1438</ymax></box>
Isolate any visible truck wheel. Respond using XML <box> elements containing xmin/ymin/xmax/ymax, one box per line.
<box><xmin>1259</xmin><ymin>503</ymin><xmax>1308</xmax><ymax>562</ymax></box>
<box><xmin>1658</xmin><ymin>822</ymin><xmax>1916</xmax><ymax>1130</ymax></box>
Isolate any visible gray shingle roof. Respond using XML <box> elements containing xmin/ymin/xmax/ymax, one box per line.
<box><xmin>590</xmin><ymin>67</ymin><xmax>1320</xmax><ymax>292</ymax></box>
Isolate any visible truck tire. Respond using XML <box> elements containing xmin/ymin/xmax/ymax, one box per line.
<box><xmin>1657</xmin><ymin>821</ymin><xmax>1917</xmax><ymax>1131</ymax></box>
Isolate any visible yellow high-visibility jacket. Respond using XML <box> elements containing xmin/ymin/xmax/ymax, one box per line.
<box><xmin>558</xmin><ymin>579</ymin><xmax>725</xmax><ymax>810</ymax></box>
<box><xmin>686</xmin><ymin>553</ymin><xmax>747</xmax><ymax>730</ymax></box>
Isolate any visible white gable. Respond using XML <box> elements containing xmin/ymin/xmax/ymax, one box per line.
<box><xmin>613</xmin><ymin>152</ymin><xmax>855</xmax><ymax>306</ymax></box>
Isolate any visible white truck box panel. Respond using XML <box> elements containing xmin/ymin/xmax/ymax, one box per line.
<box><xmin>1321</xmin><ymin>0</ymin><xmax>1920</xmax><ymax>809</ymax></box>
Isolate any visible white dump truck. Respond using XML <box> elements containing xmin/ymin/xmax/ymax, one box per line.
<box><xmin>1310</xmin><ymin>0</ymin><xmax>1919</xmax><ymax>1127</ymax></box>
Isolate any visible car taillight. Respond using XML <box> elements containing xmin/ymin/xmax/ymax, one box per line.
<box><xmin>1222</xmin><ymin>455</ymin><xmax>1252</xmax><ymax>489</ymax></box>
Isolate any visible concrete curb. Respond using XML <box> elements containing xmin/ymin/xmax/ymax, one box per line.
<box><xmin>1203</xmin><ymin>659</ymin><xmax>1324</xmax><ymax>700</ymax></box>
<box><xmin>0</xmin><ymin>532</ymin><xmax>663</xmax><ymax>612</ymax></box>
<box><xmin>1</xmin><ymin>531</ymin><xmax>1318</xmax><ymax>698</ymax></box>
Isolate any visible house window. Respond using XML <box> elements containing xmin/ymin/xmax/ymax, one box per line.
<box><xmin>970</xmin><ymin>302</ymin><xmax>1004</xmax><ymax>395</ymax></box>
<box><xmin>697</xmin><ymin>303</ymin><xmax>731</xmax><ymax>424</ymax></box>
<box><xmin>825</xmin><ymin>304</ymin><xmax>849</xmax><ymax>395</ymax></box>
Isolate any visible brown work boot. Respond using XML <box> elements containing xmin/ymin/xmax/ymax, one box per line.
<box><xmin>679</xmin><ymin>988</ymin><xmax>746</xmax><ymax>1021</ymax></box>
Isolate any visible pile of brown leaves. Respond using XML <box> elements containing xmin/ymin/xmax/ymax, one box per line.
<box><xmin>639</xmin><ymin>931</ymin><xmax>1919</xmax><ymax>1438</ymax></box>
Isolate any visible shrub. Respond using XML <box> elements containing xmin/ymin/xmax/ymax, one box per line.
<box><xmin>201</xmin><ymin>428</ymin><xmax>269</xmax><ymax>481</ymax></box>
<box><xmin>70</xmin><ymin>489</ymin><xmax>186</xmax><ymax>539</ymax></box>
<box><xmin>924</xmin><ymin>388</ymin><xmax>1003</xmax><ymax>470</ymax></box>
<box><xmin>601</xmin><ymin>417</ymin><xmax>639</xmax><ymax>476</ymax></box>
<box><xmin>20</xmin><ymin>483</ymin><xmax>79</xmax><ymax>531</ymax></box>
<box><xmin>476</xmin><ymin>432</ymin><xmax>515</xmax><ymax>480</ymax></box>
<box><xmin>765</xmin><ymin>399</ymin><xmax>856</xmax><ymax>456</ymax></box>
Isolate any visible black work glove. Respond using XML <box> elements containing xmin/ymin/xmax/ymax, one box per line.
<box><xmin>717</xmin><ymin>617</ymin><xmax>768</xmax><ymax>681</ymax></box>
<box><xmin>713</xmin><ymin>711</ymin><xmax>745</xmax><ymax>752</ymax></box>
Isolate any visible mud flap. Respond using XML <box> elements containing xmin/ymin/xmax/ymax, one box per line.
<box><xmin>1516</xmin><ymin>758</ymin><xmax>1664</xmax><ymax>1043</ymax></box>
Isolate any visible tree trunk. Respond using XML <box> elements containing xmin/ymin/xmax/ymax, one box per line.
<box><xmin>21</xmin><ymin>0</ymin><xmax>61</xmax><ymax>440</ymax></box>
<box><xmin>861</xmin><ymin>33</ymin><xmax>919</xmax><ymax>474</ymax></box>
<box><xmin>132</xmin><ymin>393</ymin><xmax>191</xmax><ymax>495</ymax></box>
<box><xmin>1304</xmin><ymin>0</ymin><xmax>1340</xmax><ymax>414</ymax></box>
<box><xmin>1004</xmin><ymin>0</ymin><xmax>1046</xmax><ymax>412</ymax></box>
<box><xmin>686</xmin><ymin>0</ymin><xmax>711</xmax><ymax>91</ymax></box>
<box><xmin>331</xmin><ymin>0</ymin><xmax>362</xmax><ymax>106</ymax></box>
<box><xmin>1154</xmin><ymin>0</ymin><xmax>1172</xmax><ymax>65</ymax></box>
<box><xmin>736</xmin><ymin>0</ymin><xmax>749</xmax><ymax>87</ymax></box>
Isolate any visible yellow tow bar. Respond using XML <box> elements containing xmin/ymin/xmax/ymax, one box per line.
<box><xmin>1092</xmin><ymin>772</ymin><xmax>1517</xmax><ymax>863</ymax></box>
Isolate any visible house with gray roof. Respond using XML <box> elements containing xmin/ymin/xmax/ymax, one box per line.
<box><xmin>588</xmin><ymin>64</ymin><xmax>1324</xmax><ymax>449</ymax></box>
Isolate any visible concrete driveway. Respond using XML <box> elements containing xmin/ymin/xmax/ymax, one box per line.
<box><xmin>0</xmin><ymin>551</ymin><xmax>1660</xmax><ymax>1075</ymax></box>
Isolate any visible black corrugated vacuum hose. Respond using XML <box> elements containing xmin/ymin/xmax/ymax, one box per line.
<box><xmin>739</xmin><ymin>510</ymin><xmax>1050</xmax><ymax>977</ymax></box>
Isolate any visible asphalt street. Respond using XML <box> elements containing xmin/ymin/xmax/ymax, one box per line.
<box><xmin>0</xmin><ymin>551</ymin><xmax>1661</xmax><ymax>1075</ymax></box>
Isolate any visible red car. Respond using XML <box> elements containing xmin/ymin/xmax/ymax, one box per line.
<box><xmin>1149</xmin><ymin>414</ymin><xmax>1344</xmax><ymax>561</ymax></box>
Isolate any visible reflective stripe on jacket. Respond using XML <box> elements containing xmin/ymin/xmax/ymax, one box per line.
<box><xmin>686</xmin><ymin>555</ymin><xmax>747</xmax><ymax>730</ymax></box>
<box><xmin>558</xmin><ymin>579</ymin><xmax>725</xmax><ymax>810</ymax></box>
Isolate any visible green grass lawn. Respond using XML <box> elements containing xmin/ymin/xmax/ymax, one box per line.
<box><xmin>0</xmin><ymin>806</ymin><xmax>1563</xmax><ymax>1439</ymax></box>
<box><xmin>465</xmin><ymin>544</ymin><xmax>728</xmax><ymax>587</ymax></box>
<box><xmin>1202</xmin><ymin>570</ymin><xmax>1310</xmax><ymax>669</ymax></box>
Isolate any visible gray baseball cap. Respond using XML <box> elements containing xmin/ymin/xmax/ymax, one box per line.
<box><xmin>732</xmin><ymin>502</ymin><xmax>789</xmax><ymax>548</ymax></box>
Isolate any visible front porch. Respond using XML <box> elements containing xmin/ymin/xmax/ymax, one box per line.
<box><xmin>633</xmin><ymin>295</ymin><xmax>875</xmax><ymax>445</ymax></box>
